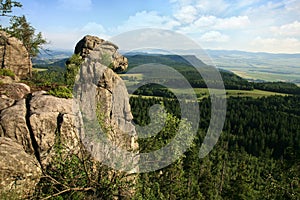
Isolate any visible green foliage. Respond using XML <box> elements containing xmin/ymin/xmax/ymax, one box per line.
<box><xmin>254</xmin><ymin>81</ymin><xmax>300</xmax><ymax>95</ymax></box>
<box><xmin>129</xmin><ymin>95</ymin><xmax>300</xmax><ymax>199</ymax></box>
<box><xmin>33</xmin><ymin>122</ymin><xmax>132</xmax><ymax>199</ymax></box>
<box><xmin>4</xmin><ymin>15</ymin><xmax>47</xmax><ymax>57</ymax></box>
<box><xmin>65</xmin><ymin>54</ymin><xmax>83</xmax><ymax>88</ymax></box>
<box><xmin>0</xmin><ymin>0</ymin><xmax>22</xmax><ymax>17</ymax></box>
<box><xmin>126</xmin><ymin>54</ymin><xmax>254</xmax><ymax>90</ymax></box>
<box><xmin>48</xmin><ymin>86</ymin><xmax>73</xmax><ymax>98</ymax></box>
<box><xmin>27</xmin><ymin>69</ymin><xmax>65</xmax><ymax>87</ymax></box>
<box><xmin>0</xmin><ymin>68</ymin><xmax>15</xmax><ymax>77</ymax></box>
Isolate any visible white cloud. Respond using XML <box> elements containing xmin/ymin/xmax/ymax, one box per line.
<box><xmin>195</xmin><ymin>0</ymin><xmax>230</xmax><ymax>15</ymax></box>
<box><xmin>215</xmin><ymin>16</ymin><xmax>251</xmax><ymax>29</ymax></box>
<box><xmin>44</xmin><ymin>22</ymin><xmax>109</xmax><ymax>50</ymax></box>
<box><xmin>199</xmin><ymin>31</ymin><xmax>229</xmax><ymax>42</ymax></box>
<box><xmin>284</xmin><ymin>0</ymin><xmax>300</xmax><ymax>13</ymax></box>
<box><xmin>81</xmin><ymin>22</ymin><xmax>106</xmax><ymax>36</ymax></box>
<box><xmin>178</xmin><ymin>15</ymin><xmax>250</xmax><ymax>34</ymax></box>
<box><xmin>271</xmin><ymin>21</ymin><xmax>300</xmax><ymax>37</ymax></box>
<box><xmin>174</xmin><ymin>5</ymin><xmax>198</xmax><ymax>24</ymax></box>
<box><xmin>58</xmin><ymin>0</ymin><xmax>92</xmax><ymax>11</ymax></box>
<box><xmin>251</xmin><ymin>37</ymin><xmax>300</xmax><ymax>53</ymax></box>
<box><xmin>115</xmin><ymin>11</ymin><xmax>180</xmax><ymax>32</ymax></box>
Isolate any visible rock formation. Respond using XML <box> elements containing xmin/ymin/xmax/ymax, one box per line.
<box><xmin>74</xmin><ymin>35</ymin><xmax>139</xmax><ymax>197</ymax></box>
<box><xmin>0</xmin><ymin>35</ymin><xmax>138</xmax><ymax>199</ymax></box>
<box><xmin>0</xmin><ymin>137</ymin><xmax>42</xmax><ymax>198</ymax></box>
<box><xmin>0</xmin><ymin>30</ymin><xmax>32</xmax><ymax>79</ymax></box>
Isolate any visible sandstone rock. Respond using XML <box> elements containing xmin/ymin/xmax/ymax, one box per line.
<box><xmin>0</xmin><ymin>137</ymin><xmax>42</xmax><ymax>198</ymax></box>
<box><xmin>0</xmin><ymin>95</ymin><xmax>15</xmax><ymax>111</ymax></box>
<box><xmin>0</xmin><ymin>99</ymin><xmax>34</xmax><ymax>154</ymax></box>
<box><xmin>30</xmin><ymin>93</ymin><xmax>73</xmax><ymax>114</ymax></box>
<box><xmin>0</xmin><ymin>31</ymin><xmax>32</xmax><ymax>79</ymax></box>
<box><xmin>74</xmin><ymin>36</ymin><xmax>138</xmax><ymax>198</ymax></box>
<box><xmin>29</xmin><ymin>93</ymin><xmax>81</xmax><ymax>167</ymax></box>
<box><xmin>75</xmin><ymin>35</ymin><xmax>128</xmax><ymax>72</ymax></box>
<box><xmin>0</xmin><ymin>34</ymin><xmax>138</xmax><ymax>199</ymax></box>
<box><xmin>0</xmin><ymin>82</ymin><xmax>31</xmax><ymax>100</ymax></box>
<box><xmin>0</xmin><ymin>75</ymin><xmax>20</xmax><ymax>84</ymax></box>
<box><xmin>74</xmin><ymin>35</ymin><xmax>138</xmax><ymax>155</ymax></box>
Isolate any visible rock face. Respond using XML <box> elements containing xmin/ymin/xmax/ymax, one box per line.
<box><xmin>0</xmin><ymin>99</ymin><xmax>34</xmax><ymax>154</ymax></box>
<box><xmin>0</xmin><ymin>31</ymin><xmax>32</xmax><ymax>79</ymax></box>
<box><xmin>75</xmin><ymin>35</ymin><xmax>128</xmax><ymax>72</ymax></box>
<box><xmin>0</xmin><ymin>35</ymin><xmax>138</xmax><ymax>199</ymax></box>
<box><xmin>74</xmin><ymin>35</ymin><xmax>138</xmax><ymax>165</ymax></box>
<box><xmin>0</xmin><ymin>137</ymin><xmax>42</xmax><ymax>198</ymax></box>
<box><xmin>29</xmin><ymin>92</ymin><xmax>81</xmax><ymax>167</ymax></box>
<box><xmin>74</xmin><ymin>36</ymin><xmax>139</xmax><ymax>198</ymax></box>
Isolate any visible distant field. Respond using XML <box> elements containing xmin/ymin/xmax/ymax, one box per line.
<box><xmin>187</xmin><ymin>88</ymin><xmax>288</xmax><ymax>99</ymax></box>
<box><xmin>129</xmin><ymin>87</ymin><xmax>289</xmax><ymax>100</ymax></box>
<box><xmin>230</xmin><ymin>69</ymin><xmax>300</xmax><ymax>83</ymax></box>
<box><xmin>207</xmin><ymin>50</ymin><xmax>300</xmax><ymax>84</ymax></box>
<box><xmin>32</xmin><ymin>68</ymin><xmax>48</xmax><ymax>72</ymax></box>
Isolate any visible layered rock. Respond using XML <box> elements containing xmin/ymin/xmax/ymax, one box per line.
<box><xmin>0</xmin><ymin>99</ymin><xmax>34</xmax><ymax>154</ymax></box>
<box><xmin>0</xmin><ymin>31</ymin><xmax>32</xmax><ymax>79</ymax></box>
<box><xmin>75</xmin><ymin>35</ymin><xmax>128</xmax><ymax>72</ymax></box>
<box><xmin>0</xmin><ymin>137</ymin><xmax>42</xmax><ymax>198</ymax></box>
<box><xmin>0</xmin><ymin>35</ymin><xmax>138</xmax><ymax>199</ymax></box>
<box><xmin>74</xmin><ymin>36</ymin><xmax>139</xmax><ymax>198</ymax></box>
<box><xmin>29</xmin><ymin>92</ymin><xmax>81</xmax><ymax>167</ymax></box>
<box><xmin>74</xmin><ymin>36</ymin><xmax>138</xmax><ymax>166</ymax></box>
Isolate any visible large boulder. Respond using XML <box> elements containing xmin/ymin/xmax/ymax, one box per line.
<box><xmin>75</xmin><ymin>35</ymin><xmax>128</xmax><ymax>72</ymax></box>
<box><xmin>74</xmin><ymin>36</ymin><xmax>139</xmax><ymax>198</ymax></box>
<box><xmin>0</xmin><ymin>35</ymin><xmax>138</xmax><ymax>199</ymax></box>
<box><xmin>0</xmin><ymin>99</ymin><xmax>34</xmax><ymax>154</ymax></box>
<box><xmin>0</xmin><ymin>137</ymin><xmax>42</xmax><ymax>198</ymax></box>
<box><xmin>29</xmin><ymin>92</ymin><xmax>81</xmax><ymax>168</ymax></box>
<box><xmin>74</xmin><ymin>35</ymin><xmax>138</xmax><ymax>163</ymax></box>
<box><xmin>0</xmin><ymin>31</ymin><xmax>32</xmax><ymax>79</ymax></box>
<box><xmin>0</xmin><ymin>82</ymin><xmax>31</xmax><ymax>100</ymax></box>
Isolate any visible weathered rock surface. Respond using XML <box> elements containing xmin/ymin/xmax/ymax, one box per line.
<box><xmin>29</xmin><ymin>92</ymin><xmax>81</xmax><ymax>167</ymax></box>
<box><xmin>75</xmin><ymin>35</ymin><xmax>128</xmax><ymax>72</ymax></box>
<box><xmin>0</xmin><ymin>31</ymin><xmax>32</xmax><ymax>79</ymax></box>
<box><xmin>74</xmin><ymin>36</ymin><xmax>138</xmax><ymax>198</ymax></box>
<box><xmin>74</xmin><ymin>35</ymin><xmax>138</xmax><ymax>160</ymax></box>
<box><xmin>0</xmin><ymin>95</ymin><xmax>15</xmax><ymax>111</ymax></box>
<box><xmin>0</xmin><ymin>137</ymin><xmax>42</xmax><ymax>198</ymax></box>
<box><xmin>0</xmin><ymin>99</ymin><xmax>34</xmax><ymax>154</ymax></box>
<box><xmin>0</xmin><ymin>82</ymin><xmax>30</xmax><ymax>99</ymax></box>
<box><xmin>0</xmin><ymin>35</ymin><xmax>137</xmax><ymax>199</ymax></box>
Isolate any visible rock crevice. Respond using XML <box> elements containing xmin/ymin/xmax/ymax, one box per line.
<box><xmin>0</xmin><ymin>35</ymin><xmax>137</xmax><ymax>199</ymax></box>
<box><xmin>25</xmin><ymin>93</ymin><xmax>41</xmax><ymax>164</ymax></box>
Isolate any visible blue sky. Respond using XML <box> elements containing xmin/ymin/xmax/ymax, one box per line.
<box><xmin>8</xmin><ymin>0</ymin><xmax>300</xmax><ymax>53</ymax></box>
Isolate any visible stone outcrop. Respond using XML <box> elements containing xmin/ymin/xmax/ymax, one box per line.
<box><xmin>29</xmin><ymin>92</ymin><xmax>81</xmax><ymax>167</ymax></box>
<box><xmin>75</xmin><ymin>35</ymin><xmax>128</xmax><ymax>72</ymax></box>
<box><xmin>74</xmin><ymin>36</ymin><xmax>138</xmax><ymax>166</ymax></box>
<box><xmin>0</xmin><ymin>82</ymin><xmax>30</xmax><ymax>99</ymax></box>
<box><xmin>0</xmin><ymin>99</ymin><xmax>34</xmax><ymax>154</ymax></box>
<box><xmin>0</xmin><ymin>31</ymin><xmax>32</xmax><ymax>79</ymax></box>
<box><xmin>0</xmin><ymin>35</ymin><xmax>138</xmax><ymax>199</ymax></box>
<box><xmin>0</xmin><ymin>137</ymin><xmax>42</xmax><ymax>198</ymax></box>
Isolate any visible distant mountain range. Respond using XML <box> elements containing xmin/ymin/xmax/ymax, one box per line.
<box><xmin>34</xmin><ymin>49</ymin><xmax>300</xmax><ymax>84</ymax></box>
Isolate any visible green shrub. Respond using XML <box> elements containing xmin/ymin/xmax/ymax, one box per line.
<box><xmin>48</xmin><ymin>86</ymin><xmax>73</xmax><ymax>98</ymax></box>
<box><xmin>65</xmin><ymin>54</ymin><xmax>83</xmax><ymax>88</ymax></box>
<box><xmin>0</xmin><ymin>68</ymin><xmax>15</xmax><ymax>78</ymax></box>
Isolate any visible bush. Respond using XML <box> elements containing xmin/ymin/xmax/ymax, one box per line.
<box><xmin>0</xmin><ymin>68</ymin><xmax>15</xmax><ymax>78</ymax></box>
<box><xmin>48</xmin><ymin>86</ymin><xmax>73</xmax><ymax>99</ymax></box>
<box><xmin>65</xmin><ymin>54</ymin><xmax>83</xmax><ymax>88</ymax></box>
